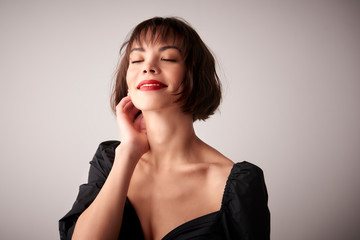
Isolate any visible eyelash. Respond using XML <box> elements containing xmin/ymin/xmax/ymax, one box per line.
<box><xmin>131</xmin><ymin>59</ymin><xmax>176</xmax><ymax>64</ymax></box>
<box><xmin>131</xmin><ymin>60</ymin><xmax>143</xmax><ymax>64</ymax></box>
<box><xmin>162</xmin><ymin>58</ymin><xmax>176</xmax><ymax>62</ymax></box>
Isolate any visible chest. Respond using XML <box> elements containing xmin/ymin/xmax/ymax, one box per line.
<box><xmin>127</xmin><ymin>169</ymin><xmax>224</xmax><ymax>240</ymax></box>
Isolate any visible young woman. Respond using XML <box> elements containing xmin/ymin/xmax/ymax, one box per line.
<box><xmin>59</xmin><ymin>17</ymin><xmax>270</xmax><ymax>240</ymax></box>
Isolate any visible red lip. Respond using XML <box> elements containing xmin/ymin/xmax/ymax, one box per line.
<box><xmin>137</xmin><ymin>80</ymin><xmax>168</xmax><ymax>91</ymax></box>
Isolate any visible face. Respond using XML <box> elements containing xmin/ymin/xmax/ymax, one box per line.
<box><xmin>126</xmin><ymin>37</ymin><xmax>186</xmax><ymax>112</ymax></box>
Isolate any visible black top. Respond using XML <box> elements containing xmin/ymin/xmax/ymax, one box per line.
<box><xmin>59</xmin><ymin>141</ymin><xmax>270</xmax><ymax>239</ymax></box>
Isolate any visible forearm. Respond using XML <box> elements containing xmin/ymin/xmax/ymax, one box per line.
<box><xmin>72</xmin><ymin>146</ymin><xmax>138</xmax><ymax>240</ymax></box>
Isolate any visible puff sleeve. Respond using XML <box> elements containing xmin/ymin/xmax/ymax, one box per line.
<box><xmin>221</xmin><ymin>161</ymin><xmax>270</xmax><ymax>239</ymax></box>
<box><xmin>58</xmin><ymin>141</ymin><xmax>120</xmax><ymax>240</ymax></box>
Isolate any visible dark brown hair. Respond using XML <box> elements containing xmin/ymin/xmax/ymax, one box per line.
<box><xmin>111</xmin><ymin>17</ymin><xmax>221</xmax><ymax>121</ymax></box>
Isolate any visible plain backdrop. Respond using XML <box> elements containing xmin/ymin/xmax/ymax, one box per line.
<box><xmin>1</xmin><ymin>0</ymin><xmax>359</xmax><ymax>239</ymax></box>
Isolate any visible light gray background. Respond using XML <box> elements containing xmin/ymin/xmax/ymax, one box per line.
<box><xmin>1</xmin><ymin>0</ymin><xmax>359</xmax><ymax>239</ymax></box>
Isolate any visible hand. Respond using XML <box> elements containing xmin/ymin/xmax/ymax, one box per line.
<box><xmin>115</xmin><ymin>96</ymin><xmax>149</xmax><ymax>161</ymax></box>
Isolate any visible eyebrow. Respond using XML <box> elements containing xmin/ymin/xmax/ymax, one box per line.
<box><xmin>130</xmin><ymin>45</ymin><xmax>181</xmax><ymax>53</ymax></box>
<box><xmin>130</xmin><ymin>47</ymin><xmax>145</xmax><ymax>53</ymax></box>
<box><xmin>159</xmin><ymin>45</ymin><xmax>181</xmax><ymax>53</ymax></box>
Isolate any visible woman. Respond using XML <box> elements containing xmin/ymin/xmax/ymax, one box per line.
<box><xmin>59</xmin><ymin>17</ymin><xmax>270</xmax><ymax>240</ymax></box>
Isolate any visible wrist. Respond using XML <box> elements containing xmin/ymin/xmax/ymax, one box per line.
<box><xmin>114</xmin><ymin>143</ymin><xmax>142</xmax><ymax>168</ymax></box>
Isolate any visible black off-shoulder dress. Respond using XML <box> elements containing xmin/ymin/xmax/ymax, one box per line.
<box><xmin>59</xmin><ymin>141</ymin><xmax>270</xmax><ymax>239</ymax></box>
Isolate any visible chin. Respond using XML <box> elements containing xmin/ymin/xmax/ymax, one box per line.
<box><xmin>131</xmin><ymin>95</ymin><xmax>179</xmax><ymax>112</ymax></box>
<box><xmin>132</xmin><ymin>99</ymin><xmax>166</xmax><ymax>112</ymax></box>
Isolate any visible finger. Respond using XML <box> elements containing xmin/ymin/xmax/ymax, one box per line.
<box><xmin>134</xmin><ymin>113</ymin><xmax>146</xmax><ymax>133</ymax></box>
<box><xmin>123</xmin><ymin>101</ymin><xmax>141</xmax><ymax>121</ymax></box>
<box><xmin>122</xmin><ymin>99</ymin><xmax>135</xmax><ymax>112</ymax></box>
<box><xmin>116</xmin><ymin>96</ymin><xmax>140</xmax><ymax>121</ymax></box>
<box><xmin>116</xmin><ymin>96</ymin><xmax>131</xmax><ymax>112</ymax></box>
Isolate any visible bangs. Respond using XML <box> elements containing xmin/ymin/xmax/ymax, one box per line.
<box><xmin>121</xmin><ymin>17</ymin><xmax>191</xmax><ymax>58</ymax></box>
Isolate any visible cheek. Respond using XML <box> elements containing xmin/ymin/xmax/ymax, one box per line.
<box><xmin>126</xmin><ymin>69</ymin><xmax>135</xmax><ymax>87</ymax></box>
<box><xmin>172</xmin><ymin>69</ymin><xmax>186</xmax><ymax>93</ymax></box>
<box><xmin>176</xmin><ymin>67</ymin><xmax>186</xmax><ymax>85</ymax></box>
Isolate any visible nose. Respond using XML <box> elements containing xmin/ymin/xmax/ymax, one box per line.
<box><xmin>143</xmin><ymin>68</ymin><xmax>156</xmax><ymax>73</ymax></box>
<box><xmin>142</xmin><ymin>61</ymin><xmax>160</xmax><ymax>74</ymax></box>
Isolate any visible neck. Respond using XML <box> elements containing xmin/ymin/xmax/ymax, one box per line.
<box><xmin>141</xmin><ymin>108</ymin><xmax>200</xmax><ymax>170</ymax></box>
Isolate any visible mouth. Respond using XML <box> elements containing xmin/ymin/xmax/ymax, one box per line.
<box><xmin>137</xmin><ymin>80</ymin><xmax>168</xmax><ymax>91</ymax></box>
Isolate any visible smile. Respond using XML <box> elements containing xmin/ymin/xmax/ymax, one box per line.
<box><xmin>137</xmin><ymin>80</ymin><xmax>168</xmax><ymax>91</ymax></box>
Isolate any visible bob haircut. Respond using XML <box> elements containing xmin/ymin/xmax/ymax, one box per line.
<box><xmin>111</xmin><ymin>17</ymin><xmax>221</xmax><ymax>121</ymax></box>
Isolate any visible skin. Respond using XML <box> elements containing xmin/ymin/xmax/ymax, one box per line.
<box><xmin>72</xmin><ymin>37</ymin><xmax>234</xmax><ymax>240</ymax></box>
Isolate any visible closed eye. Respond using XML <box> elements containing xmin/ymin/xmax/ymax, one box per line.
<box><xmin>161</xmin><ymin>59</ymin><xmax>176</xmax><ymax>62</ymax></box>
<box><xmin>131</xmin><ymin>60</ymin><xmax>143</xmax><ymax>64</ymax></box>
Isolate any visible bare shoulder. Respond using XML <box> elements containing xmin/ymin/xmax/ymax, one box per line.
<box><xmin>195</xmin><ymin>144</ymin><xmax>234</xmax><ymax>211</ymax></box>
<box><xmin>200</xmin><ymin>143</ymin><xmax>234</xmax><ymax>186</ymax></box>
<box><xmin>208</xmin><ymin>154</ymin><xmax>234</xmax><ymax>182</ymax></box>
<box><xmin>202</xmin><ymin>141</ymin><xmax>233</xmax><ymax>167</ymax></box>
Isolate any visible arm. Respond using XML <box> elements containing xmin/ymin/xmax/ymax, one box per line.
<box><xmin>72</xmin><ymin>96</ymin><xmax>148</xmax><ymax>240</ymax></box>
<box><xmin>225</xmin><ymin>162</ymin><xmax>270</xmax><ymax>239</ymax></box>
